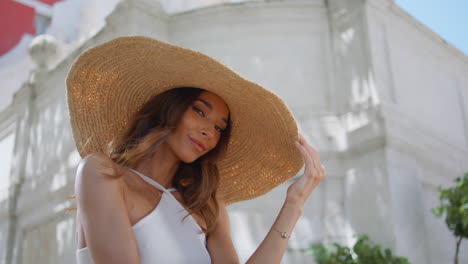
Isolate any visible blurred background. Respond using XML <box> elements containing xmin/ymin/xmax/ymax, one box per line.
<box><xmin>0</xmin><ymin>0</ymin><xmax>467</xmax><ymax>263</ymax></box>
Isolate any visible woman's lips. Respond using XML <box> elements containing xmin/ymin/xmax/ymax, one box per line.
<box><xmin>189</xmin><ymin>137</ymin><xmax>206</xmax><ymax>152</ymax></box>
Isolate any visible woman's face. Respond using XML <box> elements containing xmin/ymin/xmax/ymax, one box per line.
<box><xmin>166</xmin><ymin>91</ymin><xmax>229</xmax><ymax>163</ymax></box>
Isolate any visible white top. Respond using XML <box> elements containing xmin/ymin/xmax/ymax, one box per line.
<box><xmin>76</xmin><ymin>168</ymin><xmax>211</xmax><ymax>264</ymax></box>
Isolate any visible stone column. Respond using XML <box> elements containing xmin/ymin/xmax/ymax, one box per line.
<box><xmin>324</xmin><ymin>0</ymin><xmax>394</xmax><ymax>250</ymax></box>
<box><xmin>326</xmin><ymin>0</ymin><xmax>379</xmax><ymax>116</ymax></box>
<box><xmin>5</xmin><ymin>35</ymin><xmax>59</xmax><ymax>264</ymax></box>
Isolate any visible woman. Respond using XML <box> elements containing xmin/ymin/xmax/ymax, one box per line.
<box><xmin>67</xmin><ymin>36</ymin><xmax>325</xmax><ymax>264</ymax></box>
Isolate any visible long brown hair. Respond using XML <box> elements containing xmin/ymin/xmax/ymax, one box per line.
<box><xmin>66</xmin><ymin>87</ymin><xmax>231</xmax><ymax>234</ymax></box>
<box><xmin>105</xmin><ymin>87</ymin><xmax>231</xmax><ymax>236</ymax></box>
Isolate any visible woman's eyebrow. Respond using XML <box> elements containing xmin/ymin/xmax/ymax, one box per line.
<box><xmin>197</xmin><ymin>98</ymin><xmax>212</xmax><ymax>110</ymax></box>
<box><xmin>196</xmin><ymin>98</ymin><xmax>228</xmax><ymax>125</ymax></box>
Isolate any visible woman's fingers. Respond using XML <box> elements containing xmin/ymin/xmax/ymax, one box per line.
<box><xmin>297</xmin><ymin>134</ymin><xmax>325</xmax><ymax>177</ymax></box>
<box><xmin>288</xmin><ymin>134</ymin><xmax>326</xmax><ymax>204</ymax></box>
<box><xmin>295</xmin><ymin>140</ymin><xmax>311</xmax><ymax>167</ymax></box>
<box><xmin>300</xmin><ymin>135</ymin><xmax>320</xmax><ymax>164</ymax></box>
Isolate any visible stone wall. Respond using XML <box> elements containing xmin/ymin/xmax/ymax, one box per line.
<box><xmin>1</xmin><ymin>0</ymin><xmax>467</xmax><ymax>263</ymax></box>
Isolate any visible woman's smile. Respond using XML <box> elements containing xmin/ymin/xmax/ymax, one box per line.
<box><xmin>165</xmin><ymin>91</ymin><xmax>230</xmax><ymax>163</ymax></box>
<box><xmin>189</xmin><ymin>136</ymin><xmax>206</xmax><ymax>152</ymax></box>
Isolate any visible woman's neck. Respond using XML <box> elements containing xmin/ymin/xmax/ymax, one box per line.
<box><xmin>134</xmin><ymin>142</ymin><xmax>180</xmax><ymax>189</ymax></box>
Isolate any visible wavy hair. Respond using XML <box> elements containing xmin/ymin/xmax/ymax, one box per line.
<box><xmin>69</xmin><ymin>87</ymin><xmax>231</xmax><ymax>237</ymax></box>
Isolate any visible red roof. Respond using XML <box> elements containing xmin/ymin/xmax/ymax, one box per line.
<box><xmin>0</xmin><ymin>0</ymin><xmax>63</xmax><ymax>56</ymax></box>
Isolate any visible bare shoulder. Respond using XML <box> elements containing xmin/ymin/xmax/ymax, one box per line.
<box><xmin>78</xmin><ymin>152</ymin><xmax>119</xmax><ymax>179</ymax></box>
<box><xmin>75</xmin><ymin>153</ymin><xmax>139</xmax><ymax>263</ymax></box>
<box><xmin>207</xmin><ymin>200</ymin><xmax>239</xmax><ymax>264</ymax></box>
<box><xmin>213</xmin><ymin>200</ymin><xmax>230</xmax><ymax>236</ymax></box>
<box><xmin>75</xmin><ymin>152</ymin><xmax>125</xmax><ymax>212</ymax></box>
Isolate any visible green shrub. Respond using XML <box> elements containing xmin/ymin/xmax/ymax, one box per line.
<box><xmin>432</xmin><ymin>172</ymin><xmax>468</xmax><ymax>264</ymax></box>
<box><xmin>308</xmin><ymin>234</ymin><xmax>410</xmax><ymax>264</ymax></box>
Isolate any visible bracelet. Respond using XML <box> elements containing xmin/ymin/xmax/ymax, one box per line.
<box><xmin>272</xmin><ymin>226</ymin><xmax>291</xmax><ymax>239</ymax></box>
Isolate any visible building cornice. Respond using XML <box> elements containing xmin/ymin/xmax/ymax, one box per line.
<box><xmin>14</xmin><ymin>0</ymin><xmax>52</xmax><ymax>16</ymax></box>
<box><xmin>170</xmin><ymin>0</ymin><xmax>325</xmax><ymax>20</ymax></box>
<box><xmin>367</xmin><ymin>0</ymin><xmax>468</xmax><ymax>68</ymax></box>
<box><xmin>340</xmin><ymin>103</ymin><xmax>468</xmax><ymax>187</ymax></box>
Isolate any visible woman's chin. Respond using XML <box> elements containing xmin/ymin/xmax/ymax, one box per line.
<box><xmin>183</xmin><ymin>158</ymin><xmax>198</xmax><ymax>164</ymax></box>
<box><xmin>179</xmin><ymin>152</ymin><xmax>200</xmax><ymax>164</ymax></box>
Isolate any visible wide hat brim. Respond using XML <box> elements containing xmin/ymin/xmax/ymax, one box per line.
<box><xmin>66</xmin><ymin>36</ymin><xmax>303</xmax><ymax>205</ymax></box>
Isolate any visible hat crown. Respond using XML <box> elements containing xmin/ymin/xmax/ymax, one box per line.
<box><xmin>66</xmin><ymin>36</ymin><xmax>303</xmax><ymax>204</ymax></box>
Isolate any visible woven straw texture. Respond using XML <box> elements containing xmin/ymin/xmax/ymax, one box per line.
<box><xmin>66</xmin><ymin>36</ymin><xmax>303</xmax><ymax>205</ymax></box>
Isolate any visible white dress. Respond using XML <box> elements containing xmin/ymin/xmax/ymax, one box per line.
<box><xmin>76</xmin><ymin>168</ymin><xmax>212</xmax><ymax>264</ymax></box>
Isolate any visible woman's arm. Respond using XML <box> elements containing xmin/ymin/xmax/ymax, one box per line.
<box><xmin>208</xmin><ymin>198</ymin><xmax>302</xmax><ymax>264</ymax></box>
<box><xmin>207</xmin><ymin>200</ymin><xmax>240</xmax><ymax>264</ymax></box>
<box><xmin>76</xmin><ymin>153</ymin><xmax>140</xmax><ymax>264</ymax></box>
<box><xmin>245</xmin><ymin>134</ymin><xmax>325</xmax><ymax>263</ymax></box>
<box><xmin>244</xmin><ymin>200</ymin><xmax>302</xmax><ymax>263</ymax></box>
<box><xmin>208</xmin><ymin>134</ymin><xmax>324</xmax><ymax>263</ymax></box>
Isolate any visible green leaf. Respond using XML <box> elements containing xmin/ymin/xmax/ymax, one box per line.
<box><xmin>432</xmin><ymin>172</ymin><xmax>468</xmax><ymax>262</ymax></box>
<box><xmin>310</xmin><ymin>234</ymin><xmax>411</xmax><ymax>264</ymax></box>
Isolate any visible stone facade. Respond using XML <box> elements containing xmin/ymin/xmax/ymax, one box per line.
<box><xmin>0</xmin><ymin>0</ymin><xmax>467</xmax><ymax>263</ymax></box>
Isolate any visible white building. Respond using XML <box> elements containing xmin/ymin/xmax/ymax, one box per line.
<box><xmin>0</xmin><ymin>0</ymin><xmax>467</xmax><ymax>263</ymax></box>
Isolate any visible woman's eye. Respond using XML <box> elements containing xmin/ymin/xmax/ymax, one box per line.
<box><xmin>215</xmin><ymin>126</ymin><xmax>223</xmax><ymax>133</ymax></box>
<box><xmin>192</xmin><ymin>106</ymin><xmax>204</xmax><ymax>117</ymax></box>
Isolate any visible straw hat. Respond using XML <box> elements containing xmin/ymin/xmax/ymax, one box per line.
<box><xmin>66</xmin><ymin>36</ymin><xmax>303</xmax><ymax>205</ymax></box>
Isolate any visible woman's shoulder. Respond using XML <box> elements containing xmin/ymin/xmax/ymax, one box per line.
<box><xmin>75</xmin><ymin>153</ymin><xmax>126</xmax><ymax>200</ymax></box>
<box><xmin>74</xmin><ymin>153</ymin><xmax>140</xmax><ymax>263</ymax></box>
<box><xmin>80</xmin><ymin>152</ymin><xmax>118</xmax><ymax>175</ymax></box>
<box><xmin>205</xmin><ymin>199</ymin><xmax>239</xmax><ymax>263</ymax></box>
<box><xmin>74</xmin><ymin>153</ymin><xmax>130</xmax><ymax>222</ymax></box>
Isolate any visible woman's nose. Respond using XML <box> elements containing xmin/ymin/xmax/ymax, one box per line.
<box><xmin>200</xmin><ymin>127</ymin><xmax>213</xmax><ymax>138</ymax></box>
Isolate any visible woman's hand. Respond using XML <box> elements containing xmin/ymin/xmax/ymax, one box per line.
<box><xmin>286</xmin><ymin>133</ymin><xmax>326</xmax><ymax>208</ymax></box>
<box><xmin>244</xmin><ymin>134</ymin><xmax>324</xmax><ymax>264</ymax></box>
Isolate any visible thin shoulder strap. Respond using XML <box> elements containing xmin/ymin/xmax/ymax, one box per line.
<box><xmin>127</xmin><ymin>168</ymin><xmax>177</xmax><ymax>193</ymax></box>
<box><xmin>127</xmin><ymin>168</ymin><xmax>201</xmax><ymax>231</ymax></box>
